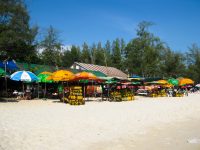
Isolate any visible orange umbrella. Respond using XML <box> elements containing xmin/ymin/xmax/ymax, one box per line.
<box><xmin>74</xmin><ymin>72</ymin><xmax>101</xmax><ymax>99</ymax></box>
<box><xmin>179</xmin><ymin>78</ymin><xmax>194</xmax><ymax>86</ymax></box>
<box><xmin>47</xmin><ymin>70</ymin><xmax>74</xmax><ymax>81</ymax></box>
<box><xmin>157</xmin><ymin>80</ymin><xmax>168</xmax><ymax>84</ymax></box>
<box><xmin>74</xmin><ymin>72</ymin><xmax>98</xmax><ymax>80</ymax></box>
<box><xmin>40</xmin><ymin>71</ymin><xmax>53</xmax><ymax>75</ymax></box>
<box><xmin>163</xmin><ymin>84</ymin><xmax>173</xmax><ymax>88</ymax></box>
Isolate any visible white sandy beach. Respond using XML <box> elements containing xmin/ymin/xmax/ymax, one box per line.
<box><xmin>0</xmin><ymin>94</ymin><xmax>200</xmax><ymax>150</ymax></box>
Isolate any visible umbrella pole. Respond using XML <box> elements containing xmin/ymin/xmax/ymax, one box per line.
<box><xmin>4</xmin><ymin>61</ymin><xmax>8</xmax><ymax>99</ymax></box>
<box><xmin>23</xmin><ymin>82</ymin><xmax>24</xmax><ymax>98</ymax></box>
<box><xmin>108</xmin><ymin>84</ymin><xmax>110</xmax><ymax>101</ymax></box>
<box><xmin>38</xmin><ymin>82</ymin><xmax>39</xmax><ymax>99</ymax></box>
<box><xmin>62</xmin><ymin>81</ymin><xmax>64</xmax><ymax>103</ymax></box>
<box><xmin>92</xmin><ymin>80</ymin><xmax>93</xmax><ymax>97</ymax></box>
<box><xmin>84</xmin><ymin>82</ymin><xmax>85</xmax><ymax>100</ymax></box>
<box><xmin>45</xmin><ymin>82</ymin><xmax>47</xmax><ymax>100</ymax></box>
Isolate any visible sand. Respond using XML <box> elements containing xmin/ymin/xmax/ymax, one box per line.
<box><xmin>0</xmin><ymin>93</ymin><xmax>200</xmax><ymax>150</ymax></box>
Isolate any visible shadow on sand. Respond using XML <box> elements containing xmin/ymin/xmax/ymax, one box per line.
<box><xmin>0</xmin><ymin>97</ymin><xmax>19</xmax><ymax>103</ymax></box>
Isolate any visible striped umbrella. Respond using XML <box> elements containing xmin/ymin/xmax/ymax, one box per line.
<box><xmin>10</xmin><ymin>71</ymin><xmax>38</xmax><ymax>82</ymax></box>
<box><xmin>10</xmin><ymin>71</ymin><xmax>38</xmax><ymax>98</ymax></box>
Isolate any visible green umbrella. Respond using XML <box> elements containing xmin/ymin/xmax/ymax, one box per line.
<box><xmin>105</xmin><ymin>77</ymin><xmax>121</xmax><ymax>84</ymax></box>
<box><xmin>132</xmin><ymin>81</ymin><xmax>141</xmax><ymax>85</ymax></box>
<box><xmin>37</xmin><ymin>73</ymin><xmax>53</xmax><ymax>99</ymax></box>
<box><xmin>168</xmin><ymin>78</ymin><xmax>179</xmax><ymax>86</ymax></box>
<box><xmin>105</xmin><ymin>79</ymin><xmax>118</xmax><ymax>84</ymax></box>
<box><xmin>79</xmin><ymin>79</ymin><xmax>89</xmax><ymax>83</ymax></box>
<box><xmin>37</xmin><ymin>74</ymin><xmax>53</xmax><ymax>83</ymax></box>
<box><xmin>0</xmin><ymin>68</ymin><xmax>5</xmax><ymax>76</ymax></box>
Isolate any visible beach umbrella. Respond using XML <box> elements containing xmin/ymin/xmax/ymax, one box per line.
<box><xmin>47</xmin><ymin>70</ymin><xmax>74</xmax><ymax>81</ymax></box>
<box><xmin>47</xmin><ymin>70</ymin><xmax>74</xmax><ymax>102</ymax></box>
<box><xmin>156</xmin><ymin>80</ymin><xmax>168</xmax><ymax>84</ymax></box>
<box><xmin>105</xmin><ymin>79</ymin><xmax>118</xmax><ymax>84</ymax></box>
<box><xmin>74</xmin><ymin>72</ymin><xmax>99</xmax><ymax>80</ymax></box>
<box><xmin>129</xmin><ymin>75</ymin><xmax>144</xmax><ymax>82</ymax></box>
<box><xmin>0</xmin><ymin>68</ymin><xmax>5</xmax><ymax>76</ymax></box>
<box><xmin>146</xmin><ymin>81</ymin><xmax>157</xmax><ymax>85</ymax></box>
<box><xmin>74</xmin><ymin>72</ymin><xmax>100</xmax><ymax>98</ymax></box>
<box><xmin>40</xmin><ymin>71</ymin><xmax>53</xmax><ymax>75</ymax></box>
<box><xmin>195</xmin><ymin>84</ymin><xmax>200</xmax><ymax>88</ymax></box>
<box><xmin>168</xmin><ymin>78</ymin><xmax>179</xmax><ymax>86</ymax></box>
<box><xmin>179</xmin><ymin>78</ymin><xmax>194</xmax><ymax>86</ymax></box>
<box><xmin>10</xmin><ymin>71</ymin><xmax>38</xmax><ymax>98</ymax></box>
<box><xmin>10</xmin><ymin>71</ymin><xmax>38</xmax><ymax>82</ymax></box>
<box><xmin>37</xmin><ymin>73</ymin><xmax>53</xmax><ymax>98</ymax></box>
<box><xmin>37</xmin><ymin>73</ymin><xmax>53</xmax><ymax>83</ymax></box>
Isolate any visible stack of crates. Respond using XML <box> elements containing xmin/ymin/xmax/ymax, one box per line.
<box><xmin>68</xmin><ymin>86</ymin><xmax>85</xmax><ymax>105</ymax></box>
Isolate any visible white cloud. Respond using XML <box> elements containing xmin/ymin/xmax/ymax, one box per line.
<box><xmin>37</xmin><ymin>45</ymin><xmax>72</xmax><ymax>53</ymax></box>
<box><xmin>103</xmin><ymin>13</ymin><xmax>137</xmax><ymax>35</ymax></box>
<box><xmin>61</xmin><ymin>45</ymin><xmax>72</xmax><ymax>52</ymax></box>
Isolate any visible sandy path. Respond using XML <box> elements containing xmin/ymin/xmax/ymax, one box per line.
<box><xmin>0</xmin><ymin>94</ymin><xmax>200</xmax><ymax>150</ymax></box>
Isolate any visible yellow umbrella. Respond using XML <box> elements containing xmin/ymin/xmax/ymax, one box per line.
<box><xmin>47</xmin><ymin>70</ymin><xmax>74</xmax><ymax>102</ymax></box>
<box><xmin>179</xmin><ymin>78</ymin><xmax>194</xmax><ymax>86</ymax></box>
<box><xmin>157</xmin><ymin>80</ymin><xmax>168</xmax><ymax>84</ymax></box>
<box><xmin>47</xmin><ymin>70</ymin><xmax>74</xmax><ymax>81</ymax></box>
<box><xmin>163</xmin><ymin>84</ymin><xmax>173</xmax><ymax>88</ymax></box>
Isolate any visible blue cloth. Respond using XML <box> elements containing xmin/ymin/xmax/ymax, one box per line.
<box><xmin>0</xmin><ymin>62</ymin><xmax>4</xmax><ymax>68</ymax></box>
<box><xmin>0</xmin><ymin>60</ymin><xmax>18</xmax><ymax>70</ymax></box>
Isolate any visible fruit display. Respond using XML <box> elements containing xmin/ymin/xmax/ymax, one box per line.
<box><xmin>68</xmin><ymin>86</ymin><xmax>85</xmax><ymax>105</ymax></box>
<box><xmin>110</xmin><ymin>91</ymin><xmax>122</xmax><ymax>102</ymax></box>
<box><xmin>158</xmin><ymin>90</ymin><xmax>167</xmax><ymax>97</ymax></box>
<box><xmin>110</xmin><ymin>89</ymin><xmax>134</xmax><ymax>102</ymax></box>
<box><xmin>121</xmin><ymin>89</ymin><xmax>134</xmax><ymax>101</ymax></box>
<box><xmin>175</xmin><ymin>91</ymin><xmax>184</xmax><ymax>97</ymax></box>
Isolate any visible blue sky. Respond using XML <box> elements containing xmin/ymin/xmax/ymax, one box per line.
<box><xmin>27</xmin><ymin>0</ymin><xmax>200</xmax><ymax>51</ymax></box>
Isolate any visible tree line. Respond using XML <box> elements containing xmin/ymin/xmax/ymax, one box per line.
<box><xmin>0</xmin><ymin>0</ymin><xmax>200</xmax><ymax>82</ymax></box>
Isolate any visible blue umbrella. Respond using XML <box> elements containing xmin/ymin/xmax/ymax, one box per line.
<box><xmin>10</xmin><ymin>71</ymin><xmax>38</xmax><ymax>99</ymax></box>
<box><xmin>10</xmin><ymin>71</ymin><xmax>38</xmax><ymax>82</ymax></box>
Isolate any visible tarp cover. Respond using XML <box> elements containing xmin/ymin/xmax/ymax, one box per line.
<box><xmin>0</xmin><ymin>60</ymin><xmax>18</xmax><ymax>70</ymax></box>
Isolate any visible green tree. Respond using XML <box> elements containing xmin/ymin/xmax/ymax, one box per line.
<box><xmin>104</xmin><ymin>40</ymin><xmax>113</xmax><ymax>66</ymax></box>
<box><xmin>90</xmin><ymin>43</ymin><xmax>96</xmax><ymax>64</ymax></box>
<box><xmin>160</xmin><ymin>47</ymin><xmax>185</xmax><ymax>78</ymax></box>
<box><xmin>62</xmin><ymin>50</ymin><xmax>72</xmax><ymax>68</ymax></box>
<box><xmin>70</xmin><ymin>45</ymin><xmax>81</xmax><ymax>63</ymax></box>
<box><xmin>81</xmin><ymin>42</ymin><xmax>91</xmax><ymax>63</ymax></box>
<box><xmin>0</xmin><ymin>0</ymin><xmax>38</xmax><ymax>62</ymax></box>
<box><xmin>120</xmin><ymin>38</ymin><xmax>126</xmax><ymax>72</ymax></box>
<box><xmin>40</xmin><ymin>26</ymin><xmax>62</xmax><ymax>66</ymax></box>
<box><xmin>95</xmin><ymin>42</ymin><xmax>105</xmax><ymax>65</ymax></box>
<box><xmin>125</xmin><ymin>21</ymin><xmax>165</xmax><ymax>77</ymax></box>
<box><xmin>112</xmin><ymin>38</ymin><xmax>122</xmax><ymax>69</ymax></box>
<box><xmin>186</xmin><ymin>44</ymin><xmax>200</xmax><ymax>82</ymax></box>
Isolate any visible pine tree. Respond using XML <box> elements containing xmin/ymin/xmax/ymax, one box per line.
<box><xmin>95</xmin><ymin>42</ymin><xmax>105</xmax><ymax>65</ymax></box>
<box><xmin>112</xmin><ymin>38</ymin><xmax>122</xmax><ymax>69</ymax></box>
<box><xmin>40</xmin><ymin>26</ymin><xmax>62</xmax><ymax>66</ymax></box>
<box><xmin>0</xmin><ymin>0</ymin><xmax>38</xmax><ymax>62</ymax></box>
<box><xmin>81</xmin><ymin>42</ymin><xmax>91</xmax><ymax>63</ymax></box>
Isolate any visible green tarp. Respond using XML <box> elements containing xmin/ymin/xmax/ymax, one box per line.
<box><xmin>16</xmin><ymin>62</ymin><xmax>107</xmax><ymax>77</ymax></box>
